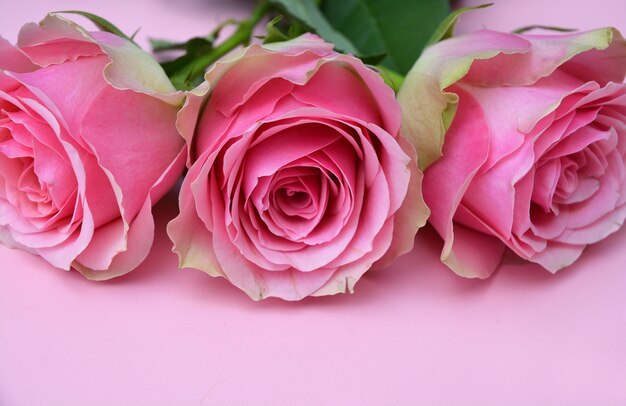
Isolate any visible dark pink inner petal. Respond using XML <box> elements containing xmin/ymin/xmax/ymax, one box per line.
<box><xmin>243</xmin><ymin>139</ymin><xmax>354</xmax><ymax>252</ymax></box>
<box><xmin>242</xmin><ymin>122</ymin><xmax>341</xmax><ymax>194</ymax></box>
<box><xmin>274</xmin><ymin>173</ymin><xmax>318</xmax><ymax>217</ymax></box>
<box><xmin>517</xmin><ymin>82</ymin><xmax>626</xmax><ymax>251</ymax></box>
<box><xmin>0</xmin><ymin>77</ymin><xmax>87</xmax><ymax>249</ymax></box>
<box><xmin>214</xmin><ymin>112</ymin><xmax>399</xmax><ymax>273</ymax></box>
<box><xmin>532</xmin><ymin>159</ymin><xmax>560</xmax><ymax>213</ymax></box>
<box><xmin>256</xmin><ymin>167</ymin><xmax>322</xmax><ymax>233</ymax></box>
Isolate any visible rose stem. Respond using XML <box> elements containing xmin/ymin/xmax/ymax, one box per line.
<box><xmin>172</xmin><ymin>0</ymin><xmax>271</xmax><ymax>90</ymax></box>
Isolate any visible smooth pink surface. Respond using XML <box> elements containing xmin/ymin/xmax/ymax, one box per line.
<box><xmin>1</xmin><ymin>1</ymin><xmax>626</xmax><ymax>404</ymax></box>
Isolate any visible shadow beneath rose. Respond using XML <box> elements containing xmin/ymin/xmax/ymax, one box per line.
<box><xmin>67</xmin><ymin>186</ymin><xmax>626</xmax><ymax>311</ymax></box>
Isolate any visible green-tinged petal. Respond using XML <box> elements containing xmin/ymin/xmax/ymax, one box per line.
<box><xmin>398</xmin><ymin>27</ymin><xmax>626</xmax><ymax>170</ymax></box>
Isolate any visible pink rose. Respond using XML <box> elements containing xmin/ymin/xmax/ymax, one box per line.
<box><xmin>398</xmin><ymin>27</ymin><xmax>626</xmax><ymax>277</ymax></box>
<box><xmin>0</xmin><ymin>15</ymin><xmax>186</xmax><ymax>279</ymax></box>
<box><xmin>168</xmin><ymin>34</ymin><xmax>428</xmax><ymax>300</ymax></box>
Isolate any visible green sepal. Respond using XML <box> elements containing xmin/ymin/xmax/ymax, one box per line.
<box><xmin>53</xmin><ymin>10</ymin><xmax>138</xmax><ymax>45</ymax></box>
<box><xmin>426</xmin><ymin>3</ymin><xmax>493</xmax><ymax>47</ymax></box>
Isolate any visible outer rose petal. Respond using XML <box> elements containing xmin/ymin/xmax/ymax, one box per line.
<box><xmin>0</xmin><ymin>36</ymin><xmax>37</xmax><ymax>72</ymax></box>
<box><xmin>373</xmin><ymin>135</ymin><xmax>429</xmax><ymax>269</ymax></box>
<box><xmin>81</xmin><ymin>86</ymin><xmax>185</xmax><ymax>221</ymax></box>
<box><xmin>11</xmin><ymin>54</ymin><xmax>109</xmax><ymax>135</ymax></box>
<box><xmin>75</xmin><ymin>148</ymin><xmax>186</xmax><ymax>280</ymax></box>
<box><xmin>74</xmin><ymin>200</ymin><xmax>153</xmax><ymax>280</ymax></box>
<box><xmin>422</xmin><ymin>87</ymin><xmax>498</xmax><ymax>277</ymax></box>
<box><xmin>91</xmin><ymin>30</ymin><xmax>177</xmax><ymax>96</ymax></box>
<box><xmin>16</xmin><ymin>14</ymin><xmax>103</xmax><ymax>66</ymax></box>
<box><xmin>263</xmin><ymin>32</ymin><xmax>335</xmax><ymax>56</ymax></box>
<box><xmin>176</xmin><ymin>81</ymin><xmax>210</xmax><ymax>165</ymax></box>
<box><xmin>397</xmin><ymin>71</ymin><xmax>458</xmax><ymax>171</ymax></box>
<box><xmin>399</xmin><ymin>27</ymin><xmax>626</xmax><ymax>170</ymax></box>
<box><xmin>398</xmin><ymin>30</ymin><xmax>529</xmax><ymax>169</ymax></box>
<box><xmin>167</xmin><ymin>162</ymin><xmax>224</xmax><ymax>277</ymax></box>
<box><xmin>441</xmin><ymin>222</ymin><xmax>505</xmax><ymax>279</ymax></box>
<box><xmin>464</xmin><ymin>28</ymin><xmax>626</xmax><ymax>86</ymax></box>
<box><xmin>18</xmin><ymin>14</ymin><xmax>182</xmax><ymax>106</ymax></box>
<box><xmin>189</xmin><ymin>34</ymin><xmax>399</xmax><ymax>161</ymax></box>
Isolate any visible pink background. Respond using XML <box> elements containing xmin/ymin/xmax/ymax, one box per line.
<box><xmin>1</xmin><ymin>0</ymin><xmax>626</xmax><ymax>404</ymax></box>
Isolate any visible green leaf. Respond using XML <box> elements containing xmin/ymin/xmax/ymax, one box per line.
<box><xmin>374</xmin><ymin>64</ymin><xmax>404</xmax><ymax>93</ymax></box>
<box><xmin>259</xmin><ymin>15</ymin><xmax>291</xmax><ymax>43</ymax></box>
<box><xmin>151</xmin><ymin>35</ymin><xmax>216</xmax><ymax>90</ymax></box>
<box><xmin>269</xmin><ymin>0</ymin><xmax>359</xmax><ymax>54</ymax></box>
<box><xmin>320</xmin><ymin>0</ymin><xmax>450</xmax><ymax>74</ymax></box>
<box><xmin>426</xmin><ymin>3</ymin><xmax>493</xmax><ymax>46</ymax></box>
<box><xmin>149</xmin><ymin>38</ymin><xmax>182</xmax><ymax>52</ymax></box>
<box><xmin>358</xmin><ymin>52</ymin><xmax>387</xmax><ymax>66</ymax></box>
<box><xmin>158</xmin><ymin>38</ymin><xmax>215</xmax><ymax>76</ymax></box>
<box><xmin>151</xmin><ymin>18</ymin><xmax>236</xmax><ymax>53</ymax></box>
<box><xmin>130</xmin><ymin>27</ymin><xmax>141</xmax><ymax>41</ymax></box>
<box><xmin>152</xmin><ymin>18</ymin><xmax>241</xmax><ymax>90</ymax></box>
<box><xmin>150</xmin><ymin>37</ymin><xmax>213</xmax><ymax>53</ymax></box>
<box><xmin>512</xmin><ymin>25</ymin><xmax>577</xmax><ymax>34</ymax></box>
<box><xmin>53</xmin><ymin>10</ymin><xmax>137</xmax><ymax>44</ymax></box>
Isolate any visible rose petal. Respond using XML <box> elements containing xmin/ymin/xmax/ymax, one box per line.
<box><xmin>17</xmin><ymin>14</ymin><xmax>102</xmax><ymax>66</ymax></box>
<box><xmin>0</xmin><ymin>36</ymin><xmax>37</xmax><ymax>72</ymax></box>
<box><xmin>463</xmin><ymin>28</ymin><xmax>626</xmax><ymax>87</ymax></box>
<box><xmin>80</xmin><ymin>85</ymin><xmax>184</xmax><ymax>222</ymax></box>
<box><xmin>373</xmin><ymin>135</ymin><xmax>429</xmax><ymax>269</ymax></box>
<box><xmin>457</xmin><ymin>69</ymin><xmax>585</xmax><ymax>170</ymax></box>
<box><xmin>168</xmin><ymin>167</ymin><xmax>225</xmax><ymax>277</ymax></box>
<box><xmin>77</xmin><ymin>146</ymin><xmax>186</xmax><ymax>277</ymax></box>
<box><xmin>422</xmin><ymin>87</ymin><xmax>493</xmax><ymax>277</ymax></box>
<box><xmin>441</xmin><ymin>219</ymin><xmax>505</xmax><ymax>279</ymax></box>
<box><xmin>11</xmin><ymin>55</ymin><xmax>109</xmax><ymax>135</ymax></box>
<box><xmin>528</xmin><ymin>241</ymin><xmax>585</xmax><ymax>273</ymax></box>
<box><xmin>92</xmin><ymin>31</ymin><xmax>177</xmax><ymax>97</ymax></box>
<box><xmin>554</xmin><ymin>202</ymin><xmax>626</xmax><ymax>245</ymax></box>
